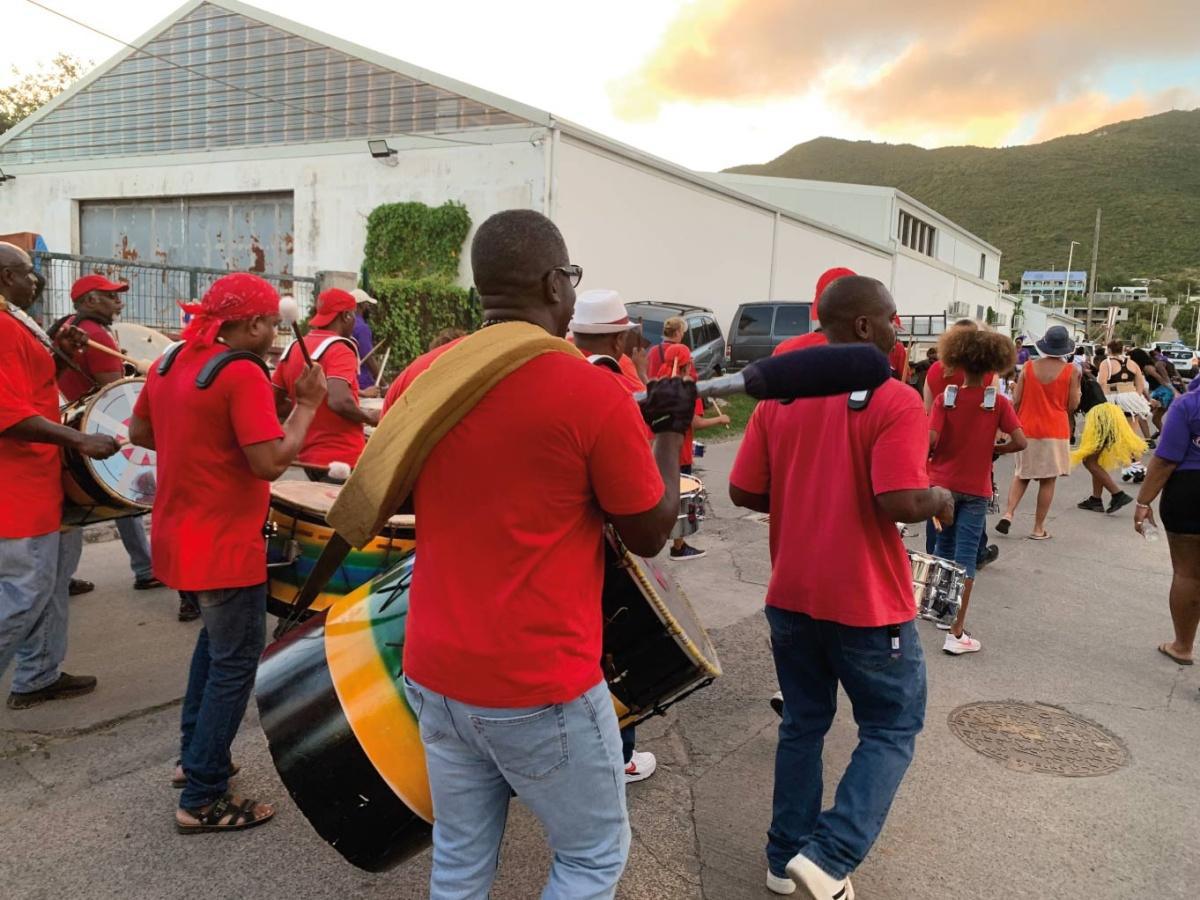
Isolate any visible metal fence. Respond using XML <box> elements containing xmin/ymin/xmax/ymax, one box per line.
<box><xmin>31</xmin><ymin>251</ymin><xmax>316</xmax><ymax>336</ymax></box>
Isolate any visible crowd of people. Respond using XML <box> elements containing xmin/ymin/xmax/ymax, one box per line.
<box><xmin>2</xmin><ymin>224</ymin><xmax>1199</xmax><ymax>899</ymax></box>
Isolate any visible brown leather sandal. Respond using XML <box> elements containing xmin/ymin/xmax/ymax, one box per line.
<box><xmin>175</xmin><ymin>794</ymin><xmax>274</xmax><ymax>835</ymax></box>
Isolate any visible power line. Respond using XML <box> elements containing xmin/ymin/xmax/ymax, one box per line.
<box><xmin>20</xmin><ymin>0</ymin><xmax>485</xmax><ymax>148</ymax></box>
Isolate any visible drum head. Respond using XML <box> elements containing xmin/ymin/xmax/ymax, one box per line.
<box><xmin>78</xmin><ymin>378</ymin><xmax>156</xmax><ymax>508</ymax></box>
<box><xmin>270</xmin><ymin>480</ymin><xmax>415</xmax><ymax>530</ymax></box>
<box><xmin>680</xmin><ymin>475</ymin><xmax>703</xmax><ymax>494</ymax></box>
<box><xmin>624</xmin><ymin>550</ymin><xmax>721</xmax><ymax>678</ymax></box>
<box><xmin>112</xmin><ymin>323</ymin><xmax>173</xmax><ymax>366</ymax></box>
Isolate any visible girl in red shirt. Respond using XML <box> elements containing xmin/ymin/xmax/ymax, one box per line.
<box><xmin>928</xmin><ymin>330</ymin><xmax>1026</xmax><ymax>655</ymax></box>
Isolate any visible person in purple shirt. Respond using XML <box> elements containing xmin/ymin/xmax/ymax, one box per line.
<box><xmin>1134</xmin><ymin>376</ymin><xmax>1200</xmax><ymax>665</ymax></box>
<box><xmin>1015</xmin><ymin>335</ymin><xmax>1031</xmax><ymax>366</ymax></box>
<box><xmin>350</xmin><ymin>288</ymin><xmax>381</xmax><ymax>393</ymax></box>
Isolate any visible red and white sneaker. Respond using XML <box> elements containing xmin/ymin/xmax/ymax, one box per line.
<box><xmin>624</xmin><ymin>750</ymin><xmax>657</xmax><ymax>783</ymax></box>
<box><xmin>943</xmin><ymin>631</ymin><xmax>982</xmax><ymax>655</ymax></box>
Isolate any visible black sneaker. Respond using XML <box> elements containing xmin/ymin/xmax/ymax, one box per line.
<box><xmin>134</xmin><ymin>577</ymin><xmax>164</xmax><ymax>591</ymax></box>
<box><xmin>178</xmin><ymin>597</ymin><xmax>200</xmax><ymax>622</ymax></box>
<box><xmin>7</xmin><ymin>673</ymin><xmax>97</xmax><ymax>709</ymax></box>
<box><xmin>1077</xmin><ymin>496</ymin><xmax>1105</xmax><ymax>512</ymax></box>
<box><xmin>1107</xmin><ymin>492</ymin><xmax>1134</xmax><ymax>515</ymax></box>
<box><xmin>976</xmin><ymin>544</ymin><xmax>1000</xmax><ymax>570</ymax></box>
<box><xmin>68</xmin><ymin>578</ymin><xmax>95</xmax><ymax>597</ymax></box>
<box><xmin>769</xmin><ymin>691</ymin><xmax>784</xmax><ymax>717</ymax></box>
<box><xmin>669</xmin><ymin>543</ymin><xmax>707</xmax><ymax>561</ymax></box>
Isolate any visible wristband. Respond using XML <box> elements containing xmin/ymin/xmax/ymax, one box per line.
<box><xmin>1135</xmin><ymin>502</ymin><xmax>1152</xmax><ymax>510</ymax></box>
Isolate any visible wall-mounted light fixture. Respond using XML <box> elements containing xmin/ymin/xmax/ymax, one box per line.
<box><xmin>367</xmin><ymin>139</ymin><xmax>397</xmax><ymax>159</ymax></box>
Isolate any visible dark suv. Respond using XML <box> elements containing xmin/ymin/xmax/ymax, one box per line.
<box><xmin>625</xmin><ymin>302</ymin><xmax>726</xmax><ymax>379</ymax></box>
<box><xmin>726</xmin><ymin>301</ymin><xmax>814</xmax><ymax>368</ymax></box>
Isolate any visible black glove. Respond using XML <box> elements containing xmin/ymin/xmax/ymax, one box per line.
<box><xmin>639</xmin><ymin>377</ymin><xmax>698</xmax><ymax>435</ymax></box>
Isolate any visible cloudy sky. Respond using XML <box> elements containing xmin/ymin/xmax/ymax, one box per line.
<box><xmin>6</xmin><ymin>0</ymin><xmax>1199</xmax><ymax>170</ymax></box>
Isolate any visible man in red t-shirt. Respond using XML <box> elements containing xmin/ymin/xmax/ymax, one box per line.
<box><xmin>730</xmin><ymin>275</ymin><xmax>953</xmax><ymax>898</ymax></box>
<box><xmin>130</xmin><ymin>273</ymin><xmax>327</xmax><ymax>835</ymax></box>
<box><xmin>273</xmin><ymin>288</ymin><xmax>378</xmax><ymax>477</ymax></box>
<box><xmin>55</xmin><ymin>275</ymin><xmax>164</xmax><ymax>595</ymax></box>
<box><xmin>396</xmin><ymin>211</ymin><xmax>696</xmax><ymax>898</ymax></box>
<box><xmin>1</xmin><ymin>243</ymin><xmax>120</xmax><ymax>710</ymax></box>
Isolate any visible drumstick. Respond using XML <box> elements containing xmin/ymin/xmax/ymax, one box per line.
<box><xmin>360</xmin><ymin>336</ymin><xmax>389</xmax><ymax>365</ymax></box>
<box><xmin>709</xmin><ymin>397</ymin><xmax>729</xmax><ymax>427</ymax></box>
<box><xmin>932</xmin><ymin>517</ymin><xmax>943</xmax><ymax>532</ymax></box>
<box><xmin>374</xmin><ymin>347</ymin><xmax>391</xmax><ymax>387</ymax></box>
<box><xmin>86</xmin><ymin>339</ymin><xmax>147</xmax><ymax>371</ymax></box>
<box><xmin>291</xmin><ymin>323</ymin><xmax>314</xmax><ymax>367</ymax></box>
<box><xmin>671</xmin><ymin>358</ymin><xmax>679</xmax><ymax>378</ymax></box>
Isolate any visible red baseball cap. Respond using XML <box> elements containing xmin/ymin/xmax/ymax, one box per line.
<box><xmin>71</xmin><ymin>274</ymin><xmax>129</xmax><ymax>302</ymax></box>
<box><xmin>310</xmin><ymin>288</ymin><xmax>357</xmax><ymax>327</ymax></box>
<box><xmin>811</xmin><ymin>267</ymin><xmax>857</xmax><ymax>321</ymax></box>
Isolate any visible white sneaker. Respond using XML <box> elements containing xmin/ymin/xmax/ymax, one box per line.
<box><xmin>770</xmin><ymin>690</ymin><xmax>784</xmax><ymax>717</ymax></box>
<box><xmin>935</xmin><ymin>620</ymin><xmax>952</xmax><ymax>631</ymax></box>
<box><xmin>943</xmin><ymin>631</ymin><xmax>982</xmax><ymax>655</ymax></box>
<box><xmin>785</xmin><ymin>852</ymin><xmax>855</xmax><ymax>900</ymax></box>
<box><xmin>624</xmin><ymin>750</ymin><xmax>656</xmax><ymax>783</ymax></box>
<box><xmin>766</xmin><ymin>868</ymin><xmax>796</xmax><ymax>895</ymax></box>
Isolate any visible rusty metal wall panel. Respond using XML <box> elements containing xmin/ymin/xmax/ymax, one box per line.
<box><xmin>80</xmin><ymin>193</ymin><xmax>294</xmax><ymax>274</ymax></box>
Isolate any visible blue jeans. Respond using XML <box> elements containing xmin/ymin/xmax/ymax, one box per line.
<box><xmin>620</xmin><ymin>726</ymin><xmax>635</xmax><ymax>765</ymax></box>
<box><xmin>926</xmin><ymin>514</ymin><xmax>989</xmax><ymax>565</ymax></box>
<box><xmin>178</xmin><ymin>583</ymin><xmax>266</xmax><ymax>809</ymax></box>
<box><xmin>405</xmin><ymin>675</ymin><xmax>630</xmax><ymax>900</ymax></box>
<box><xmin>115</xmin><ymin>516</ymin><xmax>153</xmax><ymax>582</ymax></box>
<box><xmin>0</xmin><ymin>528</ymin><xmax>83</xmax><ymax>693</ymax></box>
<box><xmin>934</xmin><ymin>493</ymin><xmax>989</xmax><ymax>579</ymax></box>
<box><xmin>765</xmin><ymin>607</ymin><xmax>926</xmax><ymax>881</ymax></box>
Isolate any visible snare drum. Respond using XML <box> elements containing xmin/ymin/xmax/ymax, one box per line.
<box><xmin>672</xmin><ymin>474</ymin><xmax>709</xmax><ymax>539</ymax></box>
<box><xmin>266</xmin><ymin>481</ymin><xmax>415</xmax><ymax>618</ymax></box>
<box><xmin>256</xmin><ymin>531</ymin><xmax>721</xmax><ymax>872</ymax></box>
<box><xmin>61</xmin><ymin>378</ymin><xmax>157</xmax><ymax>526</ymax></box>
<box><xmin>360</xmin><ymin>397</ymin><xmax>384</xmax><ymax>439</ymax></box>
<box><xmin>908</xmin><ymin>551</ymin><xmax>965</xmax><ymax>625</ymax></box>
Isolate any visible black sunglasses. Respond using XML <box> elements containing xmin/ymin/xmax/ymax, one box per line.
<box><xmin>544</xmin><ymin>264</ymin><xmax>583</xmax><ymax>288</ymax></box>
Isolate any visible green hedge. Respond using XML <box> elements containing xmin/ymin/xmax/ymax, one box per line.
<box><xmin>363</xmin><ymin>201</ymin><xmax>471</xmax><ymax>281</ymax></box>
<box><xmin>371</xmin><ymin>276</ymin><xmax>481</xmax><ymax>370</ymax></box>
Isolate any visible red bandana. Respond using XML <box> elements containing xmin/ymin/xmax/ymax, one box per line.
<box><xmin>179</xmin><ymin>273</ymin><xmax>280</xmax><ymax>347</ymax></box>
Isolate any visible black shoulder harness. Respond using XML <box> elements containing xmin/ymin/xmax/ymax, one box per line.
<box><xmin>848</xmin><ymin>388</ymin><xmax>874</xmax><ymax>411</ymax></box>
<box><xmin>156</xmin><ymin>341</ymin><xmax>270</xmax><ymax>389</ymax></box>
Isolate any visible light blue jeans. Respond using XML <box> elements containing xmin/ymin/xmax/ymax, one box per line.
<box><xmin>115</xmin><ymin>516</ymin><xmax>153</xmax><ymax>582</ymax></box>
<box><xmin>0</xmin><ymin>528</ymin><xmax>83</xmax><ymax>693</ymax></box>
<box><xmin>404</xmin><ymin>675</ymin><xmax>630</xmax><ymax>900</ymax></box>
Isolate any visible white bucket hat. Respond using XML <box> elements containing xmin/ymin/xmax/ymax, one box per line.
<box><xmin>569</xmin><ymin>289</ymin><xmax>637</xmax><ymax>334</ymax></box>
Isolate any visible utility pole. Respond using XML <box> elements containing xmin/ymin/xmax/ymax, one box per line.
<box><xmin>1062</xmin><ymin>240</ymin><xmax>1079</xmax><ymax>313</ymax></box>
<box><xmin>1086</xmin><ymin>208</ymin><xmax>1101</xmax><ymax>340</ymax></box>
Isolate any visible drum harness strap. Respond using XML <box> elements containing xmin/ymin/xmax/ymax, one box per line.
<box><xmin>156</xmin><ymin>340</ymin><xmax>271</xmax><ymax>388</ymax></box>
<box><xmin>281</xmin><ymin>334</ymin><xmax>360</xmax><ymax>370</ymax></box>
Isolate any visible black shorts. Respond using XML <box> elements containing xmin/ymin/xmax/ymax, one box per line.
<box><xmin>1160</xmin><ymin>470</ymin><xmax>1200</xmax><ymax>535</ymax></box>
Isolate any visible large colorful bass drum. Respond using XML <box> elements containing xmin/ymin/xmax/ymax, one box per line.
<box><xmin>256</xmin><ymin>533</ymin><xmax>720</xmax><ymax>872</ymax></box>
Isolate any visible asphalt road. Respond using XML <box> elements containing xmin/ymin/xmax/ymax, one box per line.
<box><xmin>1</xmin><ymin>444</ymin><xmax>1196</xmax><ymax>899</ymax></box>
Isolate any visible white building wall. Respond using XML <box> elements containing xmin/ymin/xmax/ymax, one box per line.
<box><xmin>1</xmin><ymin>137</ymin><xmax>547</xmax><ymax>286</ymax></box>
<box><xmin>554</xmin><ymin>137</ymin><xmax>774</xmax><ymax>332</ymax></box>
<box><xmin>769</xmin><ymin>218</ymin><xmax>891</xmax><ymax>320</ymax></box>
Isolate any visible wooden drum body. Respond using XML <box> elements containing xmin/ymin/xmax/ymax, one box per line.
<box><xmin>256</xmin><ymin>555</ymin><xmax>432</xmax><ymax>872</ymax></box>
<box><xmin>266</xmin><ymin>481</ymin><xmax>415</xmax><ymax>618</ymax></box>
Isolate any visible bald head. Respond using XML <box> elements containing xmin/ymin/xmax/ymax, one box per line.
<box><xmin>0</xmin><ymin>242</ymin><xmax>37</xmax><ymax>309</ymax></box>
<box><xmin>817</xmin><ymin>276</ymin><xmax>896</xmax><ymax>355</ymax></box>
<box><xmin>470</xmin><ymin>210</ymin><xmax>576</xmax><ymax>336</ymax></box>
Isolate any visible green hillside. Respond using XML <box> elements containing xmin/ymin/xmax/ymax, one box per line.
<box><xmin>726</xmin><ymin>109</ymin><xmax>1200</xmax><ymax>287</ymax></box>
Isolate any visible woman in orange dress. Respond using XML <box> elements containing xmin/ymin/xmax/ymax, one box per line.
<box><xmin>997</xmin><ymin>327</ymin><xmax>1081</xmax><ymax>540</ymax></box>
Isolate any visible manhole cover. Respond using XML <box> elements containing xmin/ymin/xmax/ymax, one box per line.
<box><xmin>947</xmin><ymin>701</ymin><xmax>1129</xmax><ymax>777</ymax></box>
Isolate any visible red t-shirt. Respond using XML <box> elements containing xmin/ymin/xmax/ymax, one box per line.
<box><xmin>0</xmin><ymin>313</ymin><xmax>63</xmax><ymax>538</ymax></box>
<box><xmin>680</xmin><ymin>398</ymin><xmax>704</xmax><ymax>467</ymax></box>
<box><xmin>773</xmin><ymin>331</ymin><xmax>827</xmax><ymax>355</ymax></box>
<box><xmin>382</xmin><ymin>339</ymin><xmax>460</xmax><ymax>415</ymax></box>
<box><xmin>925</xmin><ymin>361</ymin><xmax>996</xmax><ymax>396</ymax></box>
<box><xmin>271</xmin><ymin>330</ymin><xmax>364</xmax><ymax>467</ymax></box>
<box><xmin>730</xmin><ymin>378</ymin><xmax>929</xmax><ymax>626</ymax></box>
<box><xmin>400</xmin><ymin>351</ymin><xmax>665</xmax><ymax>707</ymax></box>
<box><xmin>618</xmin><ymin>354</ymin><xmax>644</xmax><ymax>388</ymax></box>
<box><xmin>133</xmin><ymin>343</ymin><xmax>284</xmax><ymax>590</ymax></box>
<box><xmin>57</xmin><ymin>317</ymin><xmax>125</xmax><ymax>402</ymax></box>
<box><xmin>928</xmin><ymin>388</ymin><xmax>1022</xmax><ymax>498</ymax></box>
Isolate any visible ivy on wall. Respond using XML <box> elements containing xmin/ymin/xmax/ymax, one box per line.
<box><xmin>361</xmin><ymin>200</ymin><xmax>477</xmax><ymax>372</ymax></box>
<box><xmin>372</xmin><ymin>276</ymin><xmax>481</xmax><ymax>369</ymax></box>
<box><xmin>363</xmin><ymin>201</ymin><xmax>472</xmax><ymax>281</ymax></box>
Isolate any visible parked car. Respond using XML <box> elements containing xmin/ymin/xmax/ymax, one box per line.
<box><xmin>1160</xmin><ymin>345</ymin><xmax>1199</xmax><ymax>379</ymax></box>
<box><xmin>625</xmin><ymin>301</ymin><xmax>726</xmax><ymax>379</ymax></box>
<box><xmin>726</xmin><ymin>301</ymin><xmax>814</xmax><ymax>368</ymax></box>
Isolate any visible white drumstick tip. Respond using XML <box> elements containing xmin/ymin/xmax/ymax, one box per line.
<box><xmin>327</xmin><ymin>461</ymin><xmax>351</xmax><ymax>482</ymax></box>
<box><xmin>279</xmin><ymin>295</ymin><xmax>300</xmax><ymax>327</ymax></box>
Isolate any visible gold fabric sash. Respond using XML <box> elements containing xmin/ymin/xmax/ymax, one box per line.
<box><xmin>327</xmin><ymin>321</ymin><xmax>581</xmax><ymax>547</ymax></box>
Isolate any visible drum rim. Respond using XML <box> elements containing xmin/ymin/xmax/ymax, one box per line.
<box><xmin>270</xmin><ymin>481</ymin><xmax>416</xmax><ymax>530</ymax></box>
<box><xmin>617</xmin><ymin>544</ymin><xmax>722</xmax><ymax>678</ymax></box>
<box><xmin>69</xmin><ymin>377</ymin><xmax>154</xmax><ymax>511</ymax></box>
